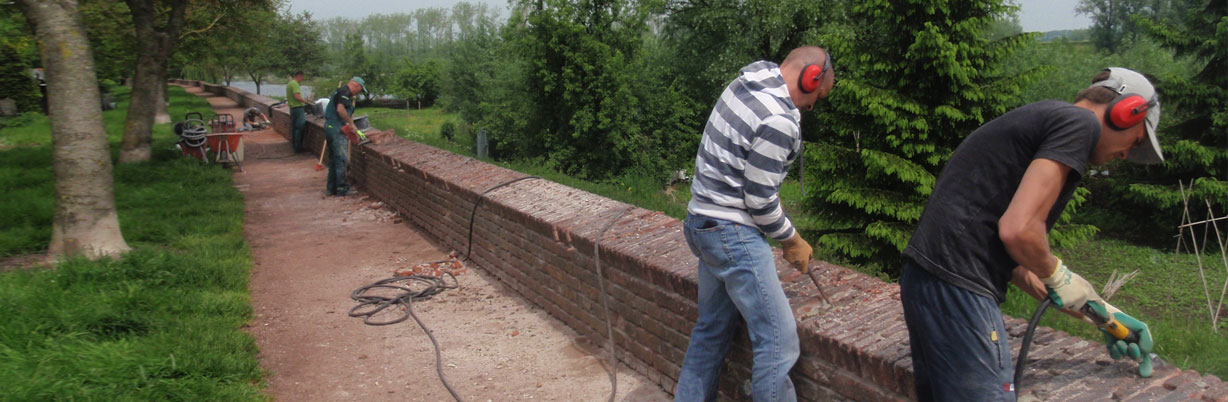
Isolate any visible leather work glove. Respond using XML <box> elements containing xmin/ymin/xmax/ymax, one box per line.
<box><xmin>1085</xmin><ymin>301</ymin><xmax>1155</xmax><ymax>378</ymax></box>
<box><xmin>1039</xmin><ymin>259</ymin><xmax>1101</xmax><ymax>311</ymax></box>
<box><xmin>780</xmin><ymin>234</ymin><xmax>813</xmax><ymax>273</ymax></box>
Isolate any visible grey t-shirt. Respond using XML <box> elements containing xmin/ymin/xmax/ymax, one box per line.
<box><xmin>903</xmin><ymin>100</ymin><xmax>1100</xmax><ymax>303</ymax></box>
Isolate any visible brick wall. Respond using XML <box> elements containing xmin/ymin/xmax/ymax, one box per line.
<box><xmin>176</xmin><ymin>79</ymin><xmax>1228</xmax><ymax>402</ymax></box>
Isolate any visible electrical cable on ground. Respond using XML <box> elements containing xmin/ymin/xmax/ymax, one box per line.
<box><xmin>594</xmin><ymin>206</ymin><xmax>634</xmax><ymax>402</ymax></box>
<box><xmin>349</xmin><ymin>175</ymin><xmax>542</xmax><ymax>402</ymax></box>
<box><xmin>348</xmin><ymin>274</ymin><xmax>462</xmax><ymax>400</ymax></box>
<box><xmin>1015</xmin><ymin>298</ymin><xmax>1052</xmax><ymax>396</ymax></box>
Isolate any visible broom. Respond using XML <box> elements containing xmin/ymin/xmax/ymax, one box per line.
<box><xmin>314</xmin><ymin>142</ymin><xmax>327</xmax><ymax>171</ymax></box>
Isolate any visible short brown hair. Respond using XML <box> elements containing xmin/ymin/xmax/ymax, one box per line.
<box><xmin>1074</xmin><ymin>70</ymin><xmax>1117</xmax><ymax>104</ymax></box>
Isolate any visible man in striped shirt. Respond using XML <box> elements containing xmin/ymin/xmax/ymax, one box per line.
<box><xmin>675</xmin><ymin>46</ymin><xmax>834</xmax><ymax>402</ymax></box>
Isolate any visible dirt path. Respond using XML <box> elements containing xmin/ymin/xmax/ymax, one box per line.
<box><xmin>179</xmin><ymin>86</ymin><xmax>672</xmax><ymax>401</ymax></box>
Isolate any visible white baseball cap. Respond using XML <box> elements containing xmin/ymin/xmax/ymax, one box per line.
<box><xmin>1098</xmin><ymin>67</ymin><xmax>1163</xmax><ymax>164</ymax></box>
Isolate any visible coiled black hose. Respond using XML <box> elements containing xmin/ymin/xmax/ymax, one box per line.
<box><xmin>176</xmin><ymin>119</ymin><xmax>208</xmax><ymax>148</ymax></box>
<box><xmin>348</xmin><ymin>274</ymin><xmax>462</xmax><ymax>400</ymax></box>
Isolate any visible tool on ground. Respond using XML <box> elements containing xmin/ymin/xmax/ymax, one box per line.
<box><xmin>175</xmin><ymin>118</ymin><xmax>209</xmax><ymax>162</ymax></box>
<box><xmin>314</xmin><ymin>142</ymin><xmax>327</xmax><ymax>171</ymax></box>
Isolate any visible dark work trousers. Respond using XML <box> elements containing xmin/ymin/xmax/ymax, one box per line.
<box><xmin>290</xmin><ymin>106</ymin><xmax>307</xmax><ymax>153</ymax></box>
<box><xmin>900</xmin><ymin>260</ymin><xmax>1016</xmax><ymax>402</ymax></box>
<box><xmin>323</xmin><ymin>122</ymin><xmax>349</xmax><ymax>195</ymax></box>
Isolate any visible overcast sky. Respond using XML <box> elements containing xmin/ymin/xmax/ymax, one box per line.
<box><xmin>287</xmin><ymin>0</ymin><xmax>1092</xmax><ymax>33</ymax></box>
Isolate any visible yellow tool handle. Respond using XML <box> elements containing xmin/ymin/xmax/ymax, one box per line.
<box><xmin>1083</xmin><ymin>302</ymin><xmax>1140</xmax><ymax>344</ymax></box>
<box><xmin>1104</xmin><ymin>319</ymin><xmax>1132</xmax><ymax>340</ymax></box>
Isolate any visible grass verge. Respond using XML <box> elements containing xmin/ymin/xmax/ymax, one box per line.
<box><xmin>0</xmin><ymin>85</ymin><xmax>265</xmax><ymax>399</ymax></box>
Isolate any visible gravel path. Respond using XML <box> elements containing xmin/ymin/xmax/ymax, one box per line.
<box><xmin>180</xmin><ymin>85</ymin><xmax>672</xmax><ymax>401</ymax></box>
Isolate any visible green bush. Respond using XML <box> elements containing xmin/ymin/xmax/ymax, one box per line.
<box><xmin>439</xmin><ymin>120</ymin><xmax>456</xmax><ymax>141</ymax></box>
<box><xmin>480</xmin><ymin>0</ymin><xmax>699</xmax><ymax>182</ymax></box>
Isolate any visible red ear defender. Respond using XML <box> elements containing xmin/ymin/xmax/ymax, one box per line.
<box><xmin>1105</xmin><ymin>93</ymin><xmax>1150</xmax><ymax>130</ymax></box>
<box><xmin>799</xmin><ymin>64</ymin><xmax>822</xmax><ymax>93</ymax></box>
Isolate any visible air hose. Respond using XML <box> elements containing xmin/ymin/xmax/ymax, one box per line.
<box><xmin>349</xmin><ymin>174</ymin><xmax>627</xmax><ymax>401</ymax></box>
<box><xmin>1014</xmin><ymin>298</ymin><xmax>1052</xmax><ymax>395</ymax></box>
<box><xmin>177</xmin><ymin>119</ymin><xmax>208</xmax><ymax>148</ymax></box>
<box><xmin>349</xmin><ymin>175</ymin><xmax>540</xmax><ymax>402</ymax></box>
<box><xmin>595</xmin><ymin>206</ymin><xmax>634</xmax><ymax>402</ymax></box>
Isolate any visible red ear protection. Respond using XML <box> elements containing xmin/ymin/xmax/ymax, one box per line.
<box><xmin>798</xmin><ymin>52</ymin><xmax>832</xmax><ymax>94</ymax></box>
<box><xmin>1105</xmin><ymin>93</ymin><xmax>1152</xmax><ymax>130</ymax></box>
<box><xmin>1093</xmin><ymin>76</ymin><xmax>1157</xmax><ymax>131</ymax></box>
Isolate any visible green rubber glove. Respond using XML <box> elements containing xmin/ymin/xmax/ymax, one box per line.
<box><xmin>1040</xmin><ymin>259</ymin><xmax>1100</xmax><ymax>311</ymax></box>
<box><xmin>1087</xmin><ymin>301</ymin><xmax>1155</xmax><ymax>378</ymax></box>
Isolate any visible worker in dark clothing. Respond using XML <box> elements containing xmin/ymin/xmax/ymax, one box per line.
<box><xmin>322</xmin><ymin>77</ymin><xmax>366</xmax><ymax>196</ymax></box>
<box><xmin>900</xmin><ymin>67</ymin><xmax>1160</xmax><ymax>401</ymax></box>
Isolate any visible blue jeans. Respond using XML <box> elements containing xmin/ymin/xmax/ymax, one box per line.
<box><xmin>324</xmin><ymin>122</ymin><xmax>349</xmax><ymax>195</ymax></box>
<box><xmin>900</xmin><ymin>260</ymin><xmax>1015</xmax><ymax>402</ymax></box>
<box><xmin>675</xmin><ymin>214</ymin><xmax>798</xmax><ymax>402</ymax></box>
<box><xmin>290</xmin><ymin>107</ymin><xmax>307</xmax><ymax>153</ymax></box>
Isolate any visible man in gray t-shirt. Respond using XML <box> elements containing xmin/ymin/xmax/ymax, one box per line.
<box><xmin>900</xmin><ymin>68</ymin><xmax>1162</xmax><ymax>401</ymax></box>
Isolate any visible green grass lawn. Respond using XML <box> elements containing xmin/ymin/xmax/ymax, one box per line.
<box><xmin>369</xmin><ymin>106</ymin><xmax>1228</xmax><ymax>378</ymax></box>
<box><xmin>0</xmin><ymin>86</ymin><xmax>265</xmax><ymax>399</ymax></box>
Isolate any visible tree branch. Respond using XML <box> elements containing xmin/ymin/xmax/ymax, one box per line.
<box><xmin>180</xmin><ymin>14</ymin><xmax>223</xmax><ymax>39</ymax></box>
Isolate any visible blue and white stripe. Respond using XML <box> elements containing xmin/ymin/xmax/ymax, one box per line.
<box><xmin>688</xmin><ymin>61</ymin><xmax>802</xmax><ymax>241</ymax></box>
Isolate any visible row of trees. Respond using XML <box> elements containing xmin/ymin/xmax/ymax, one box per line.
<box><xmin>6</xmin><ymin>0</ymin><xmax>1224</xmax><ymax>269</ymax></box>
<box><xmin>192</xmin><ymin>0</ymin><xmax>1224</xmax><ymax>269</ymax></box>
<box><xmin>430</xmin><ymin>0</ymin><xmax>1225</xmax><ymax>269</ymax></box>
<box><xmin>3</xmin><ymin>0</ymin><xmax>288</xmax><ymax>260</ymax></box>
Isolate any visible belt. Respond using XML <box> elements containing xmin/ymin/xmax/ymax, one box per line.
<box><xmin>290</xmin><ymin>106</ymin><xmax>305</xmax><ymax>109</ymax></box>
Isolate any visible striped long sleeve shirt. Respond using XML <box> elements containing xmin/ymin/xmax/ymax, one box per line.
<box><xmin>687</xmin><ymin>61</ymin><xmax>802</xmax><ymax>241</ymax></box>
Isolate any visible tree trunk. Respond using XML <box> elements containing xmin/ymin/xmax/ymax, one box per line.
<box><xmin>119</xmin><ymin>0</ymin><xmax>187</xmax><ymax>163</ymax></box>
<box><xmin>120</xmin><ymin>50</ymin><xmax>158</xmax><ymax>162</ymax></box>
<box><xmin>154</xmin><ymin>73</ymin><xmax>171</xmax><ymax>124</ymax></box>
<box><xmin>17</xmin><ymin>0</ymin><xmax>131</xmax><ymax>260</ymax></box>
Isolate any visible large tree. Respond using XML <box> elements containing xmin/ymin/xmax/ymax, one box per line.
<box><xmin>117</xmin><ymin>0</ymin><xmax>187</xmax><ymax>162</ymax></box>
<box><xmin>662</xmin><ymin>0</ymin><xmax>842</xmax><ymax>112</ymax></box>
<box><xmin>1074</xmin><ymin>0</ymin><xmax>1198</xmax><ymax>52</ymax></box>
<box><xmin>495</xmin><ymin>0</ymin><xmax>698</xmax><ymax>180</ymax></box>
<box><xmin>15</xmin><ymin>0</ymin><xmax>131</xmax><ymax>259</ymax></box>
<box><xmin>118</xmin><ymin>0</ymin><xmax>271</xmax><ymax>163</ymax></box>
<box><xmin>804</xmin><ymin>0</ymin><xmax>1047</xmax><ymax>270</ymax></box>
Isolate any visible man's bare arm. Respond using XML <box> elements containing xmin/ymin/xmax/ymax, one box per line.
<box><xmin>336</xmin><ymin>102</ymin><xmax>355</xmax><ymax>127</ymax></box>
<box><xmin>998</xmin><ymin>158</ymin><xmax>1070</xmax><ymax>279</ymax></box>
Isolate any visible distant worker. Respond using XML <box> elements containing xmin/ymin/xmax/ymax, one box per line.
<box><xmin>674</xmin><ymin>46</ymin><xmax>835</xmax><ymax>402</ymax></box>
<box><xmin>286</xmin><ymin>71</ymin><xmax>313</xmax><ymax>153</ymax></box>
<box><xmin>322</xmin><ymin>76</ymin><xmax>366</xmax><ymax>196</ymax></box>
<box><xmin>241</xmin><ymin>107</ymin><xmax>271</xmax><ymax>131</ymax></box>
<box><xmin>900</xmin><ymin>67</ymin><xmax>1159</xmax><ymax>401</ymax></box>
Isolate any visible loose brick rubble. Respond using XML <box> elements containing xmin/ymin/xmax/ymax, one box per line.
<box><xmin>178</xmin><ymin>79</ymin><xmax>1228</xmax><ymax>402</ymax></box>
